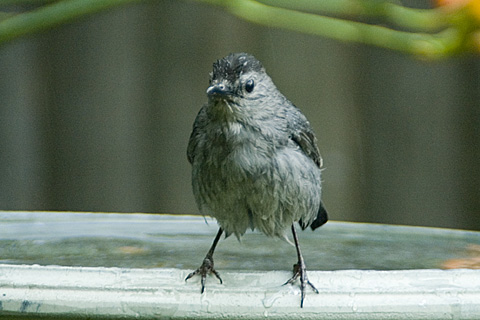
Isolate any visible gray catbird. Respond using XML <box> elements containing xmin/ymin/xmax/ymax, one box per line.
<box><xmin>186</xmin><ymin>53</ymin><xmax>328</xmax><ymax>308</ymax></box>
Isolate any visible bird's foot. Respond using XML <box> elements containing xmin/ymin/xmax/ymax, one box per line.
<box><xmin>284</xmin><ymin>262</ymin><xmax>319</xmax><ymax>307</ymax></box>
<box><xmin>185</xmin><ymin>254</ymin><xmax>222</xmax><ymax>293</ymax></box>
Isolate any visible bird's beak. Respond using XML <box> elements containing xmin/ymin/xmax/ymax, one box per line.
<box><xmin>207</xmin><ymin>82</ymin><xmax>233</xmax><ymax>98</ymax></box>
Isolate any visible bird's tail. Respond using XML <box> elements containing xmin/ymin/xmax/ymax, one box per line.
<box><xmin>298</xmin><ymin>201</ymin><xmax>328</xmax><ymax>231</ymax></box>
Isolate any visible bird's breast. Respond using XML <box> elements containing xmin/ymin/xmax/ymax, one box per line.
<box><xmin>192</xmin><ymin>121</ymin><xmax>320</xmax><ymax>238</ymax></box>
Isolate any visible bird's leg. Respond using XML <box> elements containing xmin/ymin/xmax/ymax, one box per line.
<box><xmin>284</xmin><ymin>224</ymin><xmax>319</xmax><ymax>308</ymax></box>
<box><xmin>185</xmin><ymin>228</ymin><xmax>223</xmax><ymax>293</ymax></box>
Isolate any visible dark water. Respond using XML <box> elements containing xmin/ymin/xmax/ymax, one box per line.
<box><xmin>1</xmin><ymin>212</ymin><xmax>479</xmax><ymax>271</ymax></box>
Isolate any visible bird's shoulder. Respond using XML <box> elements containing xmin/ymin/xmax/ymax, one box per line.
<box><xmin>285</xmin><ymin>103</ymin><xmax>323</xmax><ymax>168</ymax></box>
<box><xmin>187</xmin><ymin>105</ymin><xmax>209</xmax><ymax>164</ymax></box>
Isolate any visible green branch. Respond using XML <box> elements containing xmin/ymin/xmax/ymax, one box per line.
<box><xmin>0</xmin><ymin>0</ymin><xmax>476</xmax><ymax>58</ymax></box>
<box><xmin>197</xmin><ymin>0</ymin><xmax>460</xmax><ymax>58</ymax></box>
<box><xmin>257</xmin><ymin>0</ymin><xmax>448</xmax><ymax>32</ymax></box>
<box><xmin>0</xmin><ymin>0</ymin><xmax>138</xmax><ymax>44</ymax></box>
<box><xmin>1</xmin><ymin>0</ymin><xmax>58</xmax><ymax>5</ymax></box>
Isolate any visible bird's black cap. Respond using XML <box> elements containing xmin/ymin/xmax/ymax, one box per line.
<box><xmin>210</xmin><ymin>53</ymin><xmax>264</xmax><ymax>84</ymax></box>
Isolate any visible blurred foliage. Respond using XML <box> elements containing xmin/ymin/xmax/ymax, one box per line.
<box><xmin>0</xmin><ymin>0</ymin><xmax>479</xmax><ymax>58</ymax></box>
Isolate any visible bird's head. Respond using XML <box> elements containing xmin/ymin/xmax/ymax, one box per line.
<box><xmin>206</xmin><ymin>53</ymin><xmax>280</xmax><ymax>121</ymax></box>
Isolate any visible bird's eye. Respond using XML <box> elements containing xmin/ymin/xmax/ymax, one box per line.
<box><xmin>245</xmin><ymin>79</ymin><xmax>255</xmax><ymax>93</ymax></box>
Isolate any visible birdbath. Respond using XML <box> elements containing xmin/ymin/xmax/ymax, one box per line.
<box><xmin>1</xmin><ymin>211</ymin><xmax>480</xmax><ymax>319</ymax></box>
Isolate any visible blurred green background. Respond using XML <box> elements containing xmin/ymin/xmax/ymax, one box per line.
<box><xmin>0</xmin><ymin>0</ymin><xmax>478</xmax><ymax>230</ymax></box>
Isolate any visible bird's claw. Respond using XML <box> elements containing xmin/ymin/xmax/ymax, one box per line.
<box><xmin>185</xmin><ymin>255</ymin><xmax>222</xmax><ymax>293</ymax></box>
<box><xmin>284</xmin><ymin>262</ymin><xmax>318</xmax><ymax>308</ymax></box>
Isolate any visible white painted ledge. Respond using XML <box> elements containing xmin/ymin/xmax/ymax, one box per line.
<box><xmin>1</xmin><ymin>264</ymin><xmax>480</xmax><ymax>319</ymax></box>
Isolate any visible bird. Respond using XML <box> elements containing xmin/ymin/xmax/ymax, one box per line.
<box><xmin>185</xmin><ymin>52</ymin><xmax>328</xmax><ymax>308</ymax></box>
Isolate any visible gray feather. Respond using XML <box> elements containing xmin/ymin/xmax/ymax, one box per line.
<box><xmin>188</xmin><ymin>53</ymin><xmax>328</xmax><ymax>238</ymax></box>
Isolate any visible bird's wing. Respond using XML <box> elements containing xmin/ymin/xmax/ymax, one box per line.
<box><xmin>290</xmin><ymin>129</ymin><xmax>323</xmax><ymax>168</ymax></box>
<box><xmin>187</xmin><ymin>106</ymin><xmax>207</xmax><ymax>164</ymax></box>
<box><xmin>287</xmin><ymin>108</ymin><xmax>323</xmax><ymax>169</ymax></box>
<box><xmin>287</xmin><ymin>105</ymin><xmax>328</xmax><ymax>230</ymax></box>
